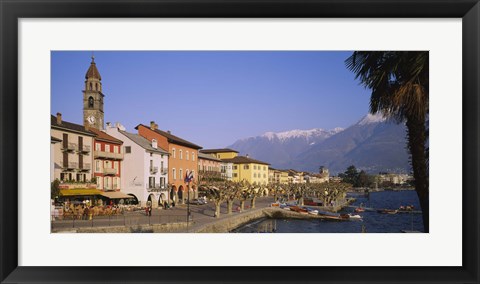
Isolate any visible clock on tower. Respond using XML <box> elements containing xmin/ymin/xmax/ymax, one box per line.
<box><xmin>83</xmin><ymin>55</ymin><xmax>105</xmax><ymax>130</ymax></box>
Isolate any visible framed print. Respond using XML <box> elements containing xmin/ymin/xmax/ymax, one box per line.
<box><xmin>1</xmin><ymin>0</ymin><xmax>479</xmax><ymax>283</ymax></box>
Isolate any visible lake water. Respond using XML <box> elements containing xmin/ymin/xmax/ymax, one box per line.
<box><xmin>232</xmin><ymin>190</ymin><xmax>425</xmax><ymax>233</ymax></box>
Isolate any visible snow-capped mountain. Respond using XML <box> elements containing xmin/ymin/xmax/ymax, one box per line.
<box><xmin>228</xmin><ymin>128</ymin><xmax>343</xmax><ymax>167</ymax></box>
<box><xmin>227</xmin><ymin>113</ymin><xmax>411</xmax><ymax>174</ymax></box>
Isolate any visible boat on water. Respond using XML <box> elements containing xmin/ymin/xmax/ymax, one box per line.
<box><xmin>307</xmin><ymin>209</ymin><xmax>319</xmax><ymax>215</ymax></box>
<box><xmin>348</xmin><ymin>214</ymin><xmax>363</xmax><ymax>220</ymax></box>
<box><xmin>354</xmin><ymin>207</ymin><xmax>365</xmax><ymax>213</ymax></box>
<box><xmin>377</xmin><ymin>209</ymin><xmax>398</xmax><ymax>215</ymax></box>
<box><xmin>289</xmin><ymin>206</ymin><xmax>309</xmax><ymax>214</ymax></box>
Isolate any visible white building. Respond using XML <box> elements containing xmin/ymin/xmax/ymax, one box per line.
<box><xmin>106</xmin><ymin>123</ymin><xmax>169</xmax><ymax>207</ymax></box>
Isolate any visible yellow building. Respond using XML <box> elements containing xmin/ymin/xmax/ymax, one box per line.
<box><xmin>279</xmin><ymin>170</ymin><xmax>289</xmax><ymax>184</ymax></box>
<box><xmin>200</xmin><ymin>148</ymin><xmax>238</xmax><ymax>160</ymax></box>
<box><xmin>222</xmin><ymin>156</ymin><xmax>270</xmax><ymax>185</ymax></box>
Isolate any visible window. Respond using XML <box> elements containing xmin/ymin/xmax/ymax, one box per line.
<box><xmin>180</xmin><ymin>169</ymin><xmax>183</xmax><ymax>180</ymax></box>
<box><xmin>88</xmin><ymin>96</ymin><xmax>94</xmax><ymax>108</ymax></box>
<box><xmin>192</xmin><ymin>153</ymin><xmax>195</xmax><ymax>161</ymax></box>
<box><xmin>105</xmin><ymin>161</ymin><xmax>110</xmax><ymax>169</ymax></box>
<box><xmin>104</xmin><ymin>177</ymin><xmax>110</xmax><ymax>190</ymax></box>
<box><xmin>186</xmin><ymin>151</ymin><xmax>189</xmax><ymax>160</ymax></box>
<box><xmin>149</xmin><ymin>177</ymin><xmax>155</xmax><ymax>188</ymax></box>
<box><xmin>233</xmin><ymin>173</ymin><xmax>238</xmax><ymax>177</ymax></box>
<box><xmin>243</xmin><ymin>165</ymin><xmax>249</xmax><ymax>170</ymax></box>
<box><xmin>114</xmin><ymin>161</ymin><xmax>119</xmax><ymax>174</ymax></box>
<box><xmin>172</xmin><ymin>148</ymin><xmax>176</xmax><ymax>159</ymax></box>
<box><xmin>161</xmin><ymin>161</ymin><xmax>164</xmax><ymax>172</ymax></box>
<box><xmin>254</xmin><ymin>173</ymin><xmax>257</xmax><ymax>178</ymax></box>
<box><xmin>125</xmin><ymin>146</ymin><xmax>131</xmax><ymax>153</ymax></box>
<box><xmin>96</xmin><ymin>177</ymin><xmax>101</xmax><ymax>188</ymax></box>
<box><xmin>113</xmin><ymin>177</ymin><xmax>118</xmax><ymax>189</ymax></box>
<box><xmin>160</xmin><ymin>177</ymin><xmax>165</xmax><ymax>188</ymax></box>
<box><xmin>95</xmin><ymin>160</ymin><xmax>101</xmax><ymax>172</ymax></box>
<box><xmin>105</xmin><ymin>145</ymin><xmax>110</xmax><ymax>152</ymax></box>
<box><xmin>173</xmin><ymin>168</ymin><xmax>176</xmax><ymax>180</ymax></box>
<box><xmin>179</xmin><ymin>150</ymin><xmax>183</xmax><ymax>160</ymax></box>
<box><xmin>95</xmin><ymin>143</ymin><xmax>101</xmax><ymax>151</ymax></box>
<box><xmin>114</xmin><ymin>146</ymin><xmax>119</xmax><ymax>153</ymax></box>
<box><xmin>264</xmin><ymin>166</ymin><xmax>266</xmax><ymax>171</ymax></box>
<box><xmin>254</xmin><ymin>165</ymin><xmax>257</xmax><ymax>170</ymax></box>
<box><xmin>264</xmin><ymin>174</ymin><xmax>266</xmax><ymax>178</ymax></box>
<box><xmin>233</xmin><ymin>165</ymin><xmax>237</xmax><ymax>170</ymax></box>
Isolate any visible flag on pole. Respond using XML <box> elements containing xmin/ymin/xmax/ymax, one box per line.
<box><xmin>184</xmin><ymin>170</ymin><xmax>194</xmax><ymax>183</ymax></box>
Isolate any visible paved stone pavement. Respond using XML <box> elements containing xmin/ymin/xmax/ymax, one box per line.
<box><xmin>51</xmin><ymin>196</ymin><xmax>275</xmax><ymax>232</ymax></box>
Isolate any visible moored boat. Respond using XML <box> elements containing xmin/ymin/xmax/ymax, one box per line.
<box><xmin>377</xmin><ymin>209</ymin><xmax>398</xmax><ymax>214</ymax></box>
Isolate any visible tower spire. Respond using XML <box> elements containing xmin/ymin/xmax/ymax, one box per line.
<box><xmin>91</xmin><ymin>51</ymin><xmax>95</xmax><ymax>63</ymax></box>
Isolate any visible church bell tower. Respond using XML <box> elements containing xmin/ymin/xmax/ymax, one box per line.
<box><xmin>83</xmin><ymin>55</ymin><xmax>104</xmax><ymax>130</ymax></box>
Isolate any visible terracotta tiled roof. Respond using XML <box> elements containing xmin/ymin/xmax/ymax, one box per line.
<box><xmin>136</xmin><ymin>124</ymin><xmax>202</xmax><ymax>150</ymax></box>
<box><xmin>51</xmin><ymin>115</ymin><xmax>95</xmax><ymax>136</ymax></box>
<box><xmin>221</xmin><ymin>156</ymin><xmax>270</xmax><ymax>165</ymax></box>
<box><xmin>89</xmin><ymin>128</ymin><xmax>123</xmax><ymax>145</ymax></box>
<box><xmin>200</xmin><ymin>148</ymin><xmax>238</xmax><ymax>154</ymax></box>
<box><xmin>198</xmin><ymin>152</ymin><xmax>222</xmax><ymax>162</ymax></box>
<box><xmin>85</xmin><ymin>57</ymin><xmax>101</xmax><ymax>80</ymax></box>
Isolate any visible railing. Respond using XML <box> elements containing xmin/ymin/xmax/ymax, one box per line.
<box><xmin>147</xmin><ymin>184</ymin><xmax>167</xmax><ymax>192</ymax></box>
<box><xmin>58</xmin><ymin>182</ymin><xmax>97</xmax><ymax>190</ymax></box>
<box><xmin>160</xmin><ymin>168</ymin><xmax>167</xmax><ymax>175</ymax></box>
<box><xmin>62</xmin><ymin>161</ymin><xmax>78</xmax><ymax>169</ymax></box>
<box><xmin>79</xmin><ymin>145</ymin><xmax>91</xmax><ymax>153</ymax></box>
<box><xmin>62</xmin><ymin>143</ymin><xmax>77</xmax><ymax>151</ymax></box>
<box><xmin>78</xmin><ymin>163</ymin><xmax>91</xmax><ymax>171</ymax></box>
<box><xmin>51</xmin><ymin>210</ymin><xmax>189</xmax><ymax>230</ymax></box>
<box><xmin>103</xmin><ymin>168</ymin><xmax>117</xmax><ymax>175</ymax></box>
<box><xmin>94</xmin><ymin>151</ymin><xmax>124</xmax><ymax>160</ymax></box>
<box><xmin>150</xmin><ymin>166</ymin><xmax>158</xmax><ymax>174</ymax></box>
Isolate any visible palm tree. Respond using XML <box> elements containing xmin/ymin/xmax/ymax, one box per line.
<box><xmin>345</xmin><ymin>51</ymin><xmax>429</xmax><ymax>232</ymax></box>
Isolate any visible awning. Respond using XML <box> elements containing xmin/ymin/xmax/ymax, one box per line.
<box><xmin>100</xmin><ymin>191</ymin><xmax>135</xmax><ymax>199</ymax></box>
<box><xmin>59</xmin><ymin>189</ymin><xmax>103</xmax><ymax>197</ymax></box>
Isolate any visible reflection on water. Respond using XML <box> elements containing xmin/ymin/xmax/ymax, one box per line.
<box><xmin>232</xmin><ymin>191</ymin><xmax>424</xmax><ymax>233</ymax></box>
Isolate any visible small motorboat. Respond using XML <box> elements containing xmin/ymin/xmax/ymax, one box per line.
<box><xmin>378</xmin><ymin>209</ymin><xmax>398</xmax><ymax>215</ymax></box>
<box><xmin>348</xmin><ymin>214</ymin><xmax>363</xmax><ymax>220</ymax></box>
<box><xmin>290</xmin><ymin>206</ymin><xmax>308</xmax><ymax>214</ymax></box>
<box><xmin>354</xmin><ymin>207</ymin><xmax>365</xmax><ymax>213</ymax></box>
<box><xmin>307</xmin><ymin>209</ymin><xmax>319</xmax><ymax>215</ymax></box>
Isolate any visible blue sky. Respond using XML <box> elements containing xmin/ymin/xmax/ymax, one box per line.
<box><xmin>51</xmin><ymin>51</ymin><xmax>371</xmax><ymax>148</ymax></box>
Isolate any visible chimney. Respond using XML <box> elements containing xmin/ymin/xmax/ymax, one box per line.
<box><xmin>106</xmin><ymin>122</ymin><xmax>111</xmax><ymax>128</ymax></box>
<box><xmin>150</xmin><ymin>121</ymin><xmax>155</xmax><ymax>130</ymax></box>
<box><xmin>246</xmin><ymin>154</ymin><xmax>249</xmax><ymax>158</ymax></box>
<box><xmin>155</xmin><ymin>123</ymin><xmax>158</xmax><ymax>130</ymax></box>
<box><xmin>56</xmin><ymin>113</ymin><xmax>62</xmax><ymax>125</ymax></box>
<box><xmin>167</xmin><ymin>130</ymin><xmax>171</xmax><ymax>134</ymax></box>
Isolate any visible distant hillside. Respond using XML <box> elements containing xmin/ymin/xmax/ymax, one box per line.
<box><xmin>227</xmin><ymin>114</ymin><xmax>411</xmax><ymax>174</ymax></box>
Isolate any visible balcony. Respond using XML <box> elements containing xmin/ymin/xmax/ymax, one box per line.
<box><xmin>147</xmin><ymin>183</ymin><xmax>166</xmax><ymax>192</ymax></box>
<box><xmin>62</xmin><ymin>162</ymin><xmax>78</xmax><ymax>170</ymax></box>
<box><xmin>78</xmin><ymin>163</ymin><xmax>91</xmax><ymax>172</ymax></box>
<box><xmin>62</xmin><ymin>143</ymin><xmax>77</xmax><ymax>152</ymax></box>
<box><xmin>150</xmin><ymin>166</ymin><xmax>158</xmax><ymax>174</ymax></box>
<box><xmin>103</xmin><ymin>168</ymin><xmax>117</xmax><ymax>175</ymax></box>
<box><xmin>94</xmin><ymin>150</ymin><xmax>124</xmax><ymax>160</ymax></box>
<box><xmin>160</xmin><ymin>167</ymin><xmax>167</xmax><ymax>175</ymax></box>
<box><xmin>79</xmin><ymin>144</ymin><xmax>91</xmax><ymax>153</ymax></box>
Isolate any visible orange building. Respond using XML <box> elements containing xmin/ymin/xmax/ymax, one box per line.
<box><xmin>136</xmin><ymin>121</ymin><xmax>202</xmax><ymax>204</ymax></box>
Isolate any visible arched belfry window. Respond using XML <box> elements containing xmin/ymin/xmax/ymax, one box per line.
<box><xmin>89</xmin><ymin>82</ymin><xmax>93</xmax><ymax>90</ymax></box>
<box><xmin>96</xmin><ymin>83</ymin><xmax>99</xmax><ymax>91</ymax></box>
<box><xmin>88</xmin><ymin>96</ymin><xmax>94</xmax><ymax>108</ymax></box>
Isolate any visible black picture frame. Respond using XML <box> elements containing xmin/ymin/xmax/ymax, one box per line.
<box><xmin>1</xmin><ymin>0</ymin><xmax>479</xmax><ymax>283</ymax></box>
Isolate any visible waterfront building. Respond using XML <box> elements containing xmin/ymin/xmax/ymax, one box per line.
<box><xmin>200</xmin><ymin>149</ymin><xmax>239</xmax><ymax>181</ymax></box>
<box><xmin>51</xmin><ymin>113</ymin><xmax>97</xmax><ymax>199</ymax></box>
<box><xmin>136</xmin><ymin>122</ymin><xmax>202</xmax><ymax>203</ymax></box>
<box><xmin>268</xmin><ymin>168</ymin><xmax>282</xmax><ymax>184</ymax></box>
<box><xmin>89</xmin><ymin>128</ymin><xmax>124</xmax><ymax>194</ymax></box>
<box><xmin>105</xmin><ymin>123</ymin><xmax>169</xmax><ymax>207</ymax></box>
<box><xmin>279</xmin><ymin>170</ymin><xmax>289</xmax><ymax>184</ymax></box>
<box><xmin>198</xmin><ymin>152</ymin><xmax>223</xmax><ymax>182</ymax></box>
<box><xmin>51</xmin><ymin>136</ymin><xmax>62</xmax><ymax>182</ymax></box>
<box><xmin>221</xmin><ymin>155</ymin><xmax>270</xmax><ymax>185</ymax></box>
